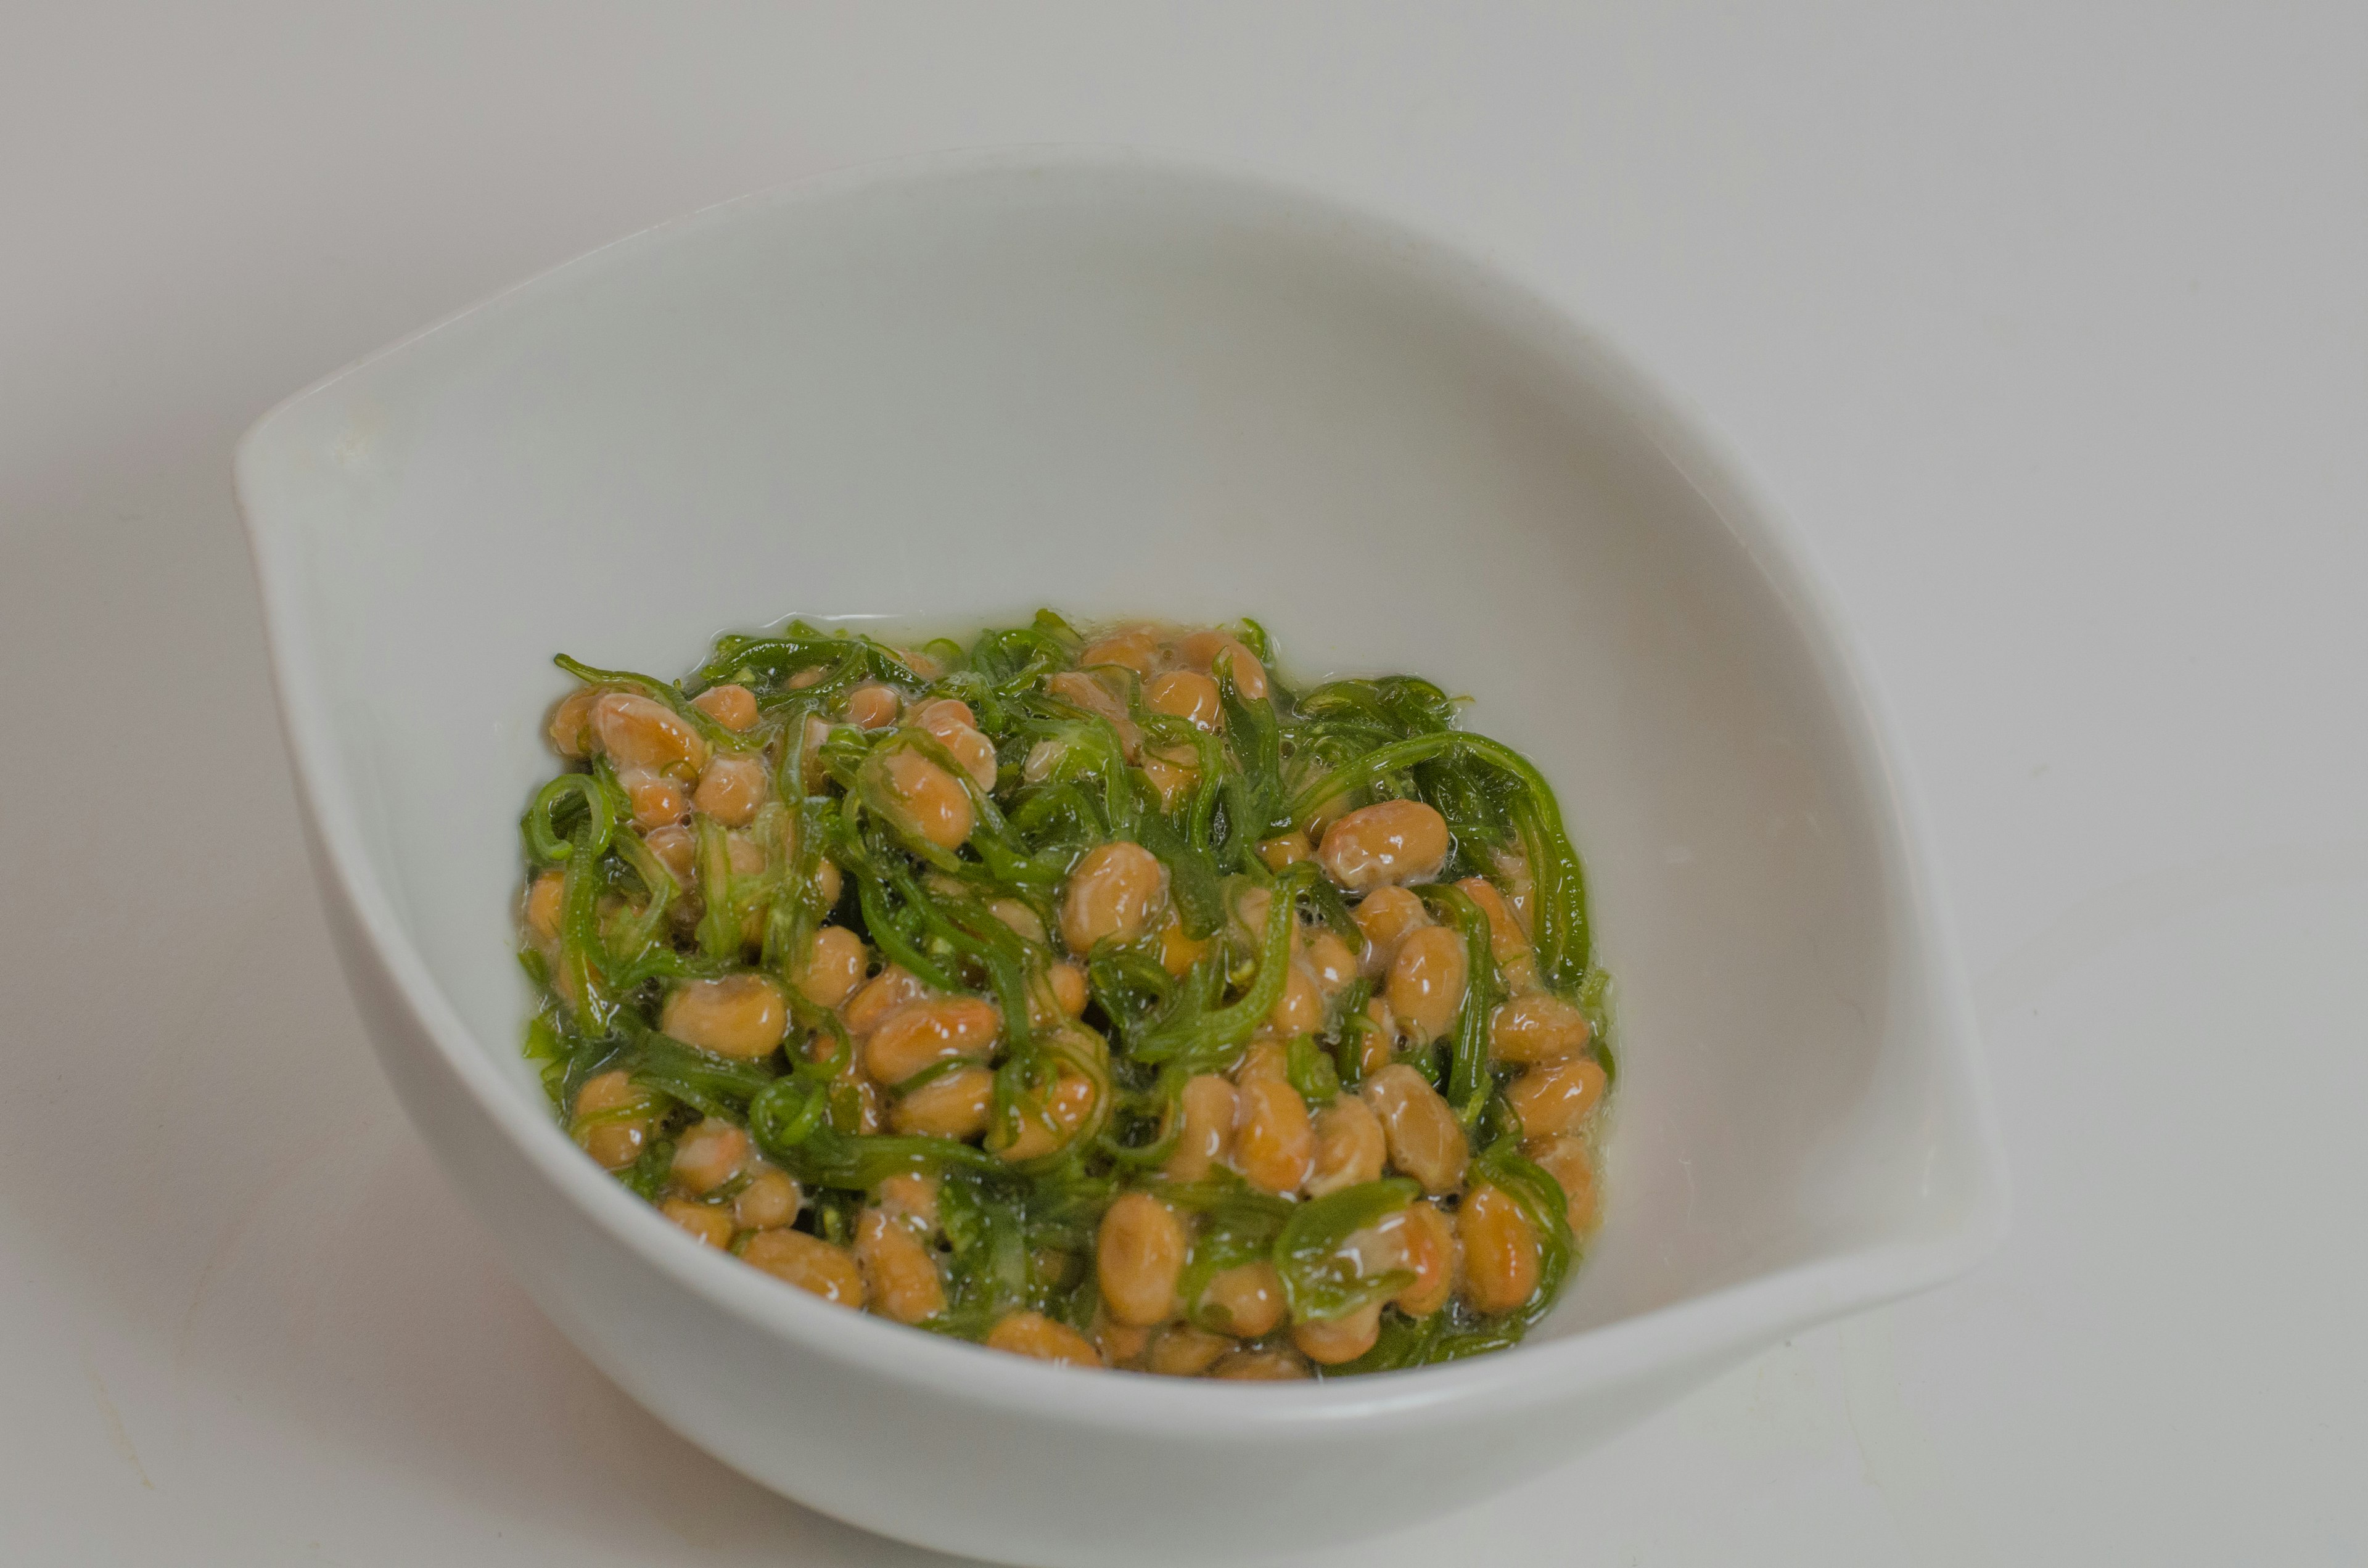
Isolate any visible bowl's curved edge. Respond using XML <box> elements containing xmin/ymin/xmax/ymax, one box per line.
<box><xmin>1605</xmin><ymin>364</ymin><xmax>2016</xmax><ymax>1258</ymax></box>
<box><xmin>231</xmin><ymin>143</ymin><xmax>2010</xmax><ymax>1447</ymax></box>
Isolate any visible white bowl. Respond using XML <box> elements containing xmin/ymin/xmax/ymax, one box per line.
<box><xmin>235</xmin><ymin>149</ymin><xmax>2006</xmax><ymax>1567</ymax></box>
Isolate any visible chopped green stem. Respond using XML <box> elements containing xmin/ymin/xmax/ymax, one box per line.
<box><xmin>1416</xmin><ymin>883</ymin><xmax>1505</xmax><ymax>1125</ymax></box>
<box><xmin>1273</xmin><ymin>1178</ymin><xmax>1419</xmax><ymax>1322</ymax></box>
<box><xmin>1135</xmin><ymin>863</ymin><xmax>1313</xmax><ymax>1065</ymax></box>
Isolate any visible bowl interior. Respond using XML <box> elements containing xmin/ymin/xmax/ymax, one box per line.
<box><xmin>239</xmin><ymin>156</ymin><xmax>1997</xmax><ymax>1348</ymax></box>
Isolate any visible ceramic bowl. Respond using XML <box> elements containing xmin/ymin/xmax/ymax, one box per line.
<box><xmin>235</xmin><ymin>149</ymin><xmax>2006</xmax><ymax>1567</ymax></box>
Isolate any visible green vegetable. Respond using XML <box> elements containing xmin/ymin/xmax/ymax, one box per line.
<box><xmin>1288</xmin><ymin>729</ymin><xmax>1594</xmax><ymax>988</ymax></box>
<box><xmin>1416</xmin><ymin>882</ymin><xmax>1506</xmax><ymax>1125</ymax></box>
<box><xmin>1272</xmin><ymin>1178</ymin><xmax>1418</xmax><ymax>1323</ymax></box>
<box><xmin>1171</xmin><ymin>1178</ymin><xmax>1294</xmax><ymax>1332</ymax></box>
<box><xmin>515</xmin><ymin>611</ymin><xmax>1614</xmax><ymax>1379</ymax></box>
<box><xmin>1133</xmin><ymin>864</ymin><xmax>1312</xmax><ymax>1069</ymax></box>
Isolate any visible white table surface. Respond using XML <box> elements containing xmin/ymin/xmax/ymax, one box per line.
<box><xmin>4</xmin><ymin>4</ymin><xmax>2362</xmax><ymax>1563</ymax></box>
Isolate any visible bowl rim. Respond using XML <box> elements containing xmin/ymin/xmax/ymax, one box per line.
<box><xmin>234</xmin><ymin>142</ymin><xmax>2010</xmax><ymax>1435</ymax></box>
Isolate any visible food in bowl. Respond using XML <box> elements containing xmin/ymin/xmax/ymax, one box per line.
<box><xmin>516</xmin><ymin>612</ymin><xmax>1614</xmax><ymax>1377</ymax></box>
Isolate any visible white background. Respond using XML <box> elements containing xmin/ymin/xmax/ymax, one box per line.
<box><xmin>3</xmin><ymin>4</ymin><xmax>2361</xmax><ymax>1563</ymax></box>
